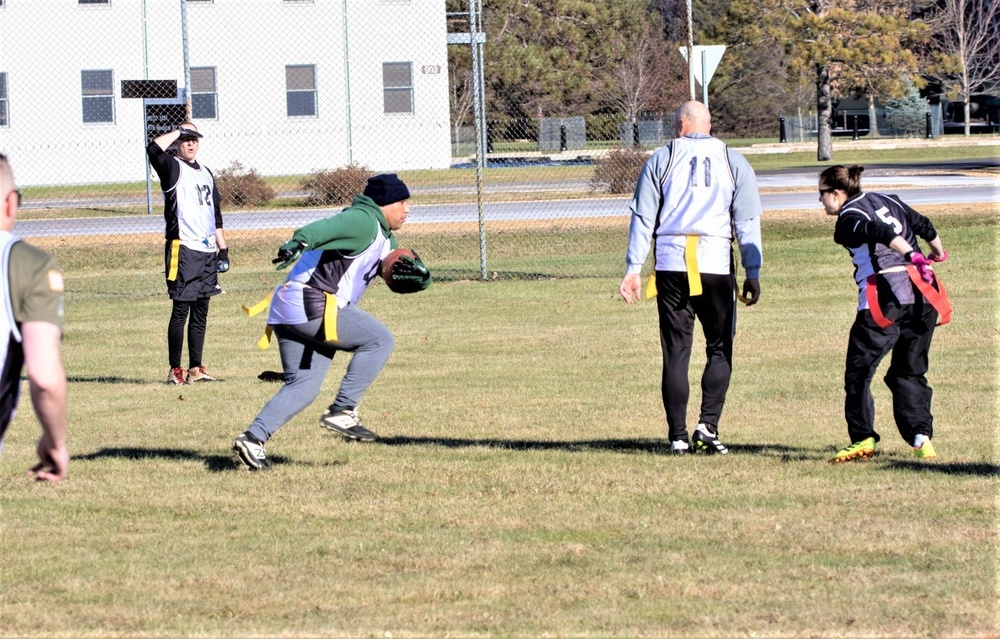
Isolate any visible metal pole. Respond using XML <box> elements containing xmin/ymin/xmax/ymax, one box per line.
<box><xmin>470</xmin><ymin>0</ymin><xmax>488</xmax><ymax>281</ymax></box>
<box><xmin>143</xmin><ymin>0</ymin><xmax>153</xmax><ymax>215</ymax></box>
<box><xmin>686</xmin><ymin>0</ymin><xmax>694</xmax><ymax>100</ymax></box>
<box><xmin>180</xmin><ymin>0</ymin><xmax>192</xmax><ymax>119</ymax></box>
<box><xmin>343</xmin><ymin>0</ymin><xmax>354</xmax><ymax>164</ymax></box>
<box><xmin>701</xmin><ymin>49</ymin><xmax>708</xmax><ymax>107</ymax></box>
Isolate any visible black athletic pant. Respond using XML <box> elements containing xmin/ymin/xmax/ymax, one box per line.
<box><xmin>168</xmin><ymin>298</ymin><xmax>210</xmax><ymax>370</ymax></box>
<box><xmin>844</xmin><ymin>291</ymin><xmax>937</xmax><ymax>446</ymax></box>
<box><xmin>655</xmin><ymin>270</ymin><xmax>736</xmax><ymax>443</ymax></box>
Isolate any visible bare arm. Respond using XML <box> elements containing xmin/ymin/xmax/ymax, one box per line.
<box><xmin>21</xmin><ymin>321</ymin><xmax>68</xmax><ymax>482</ymax></box>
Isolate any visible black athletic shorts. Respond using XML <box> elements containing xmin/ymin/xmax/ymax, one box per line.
<box><xmin>164</xmin><ymin>240</ymin><xmax>220</xmax><ymax>301</ymax></box>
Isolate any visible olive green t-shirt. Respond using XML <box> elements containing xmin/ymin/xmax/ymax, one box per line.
<box><xmin>8</xmin><ymin>242</ymin><xmax>64</xmax><ymax>329</ymax></box>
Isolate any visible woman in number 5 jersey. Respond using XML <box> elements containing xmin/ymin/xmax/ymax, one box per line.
<box><xmin>819</xmin><ymin>164</ymin><xmax>950</xmax><ymax>464</ymax></box>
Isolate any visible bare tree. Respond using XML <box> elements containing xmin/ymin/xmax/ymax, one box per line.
<box><xmin>927</xmin><ymin>0</ymin><xmax>1000</xmax><ymax>136</ymax></box>
<box><xmin>448</xmin><ymin>52</ymin><xmax>475</xmax><ymax>156</ymax></box>
<box><xmin>598</xmin><ymin>21</ymin><xmax>687</xmax><ymax>124</ymax></box>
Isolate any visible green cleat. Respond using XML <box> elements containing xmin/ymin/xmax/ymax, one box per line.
<box><xmin>830</xmin><ymin>437</ymin><xmax>876</xmax><ymax>464</ymax></box>
<box><xmin>913</xmin><ymin>439</ymin><xmax>937</xmax><ymax>460</ymax></box>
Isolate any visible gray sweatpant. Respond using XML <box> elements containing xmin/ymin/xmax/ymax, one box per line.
<box><xmin>246</xmin><ymin>304</ymin><xmax>395</xmax><ymax>443</ymax></box>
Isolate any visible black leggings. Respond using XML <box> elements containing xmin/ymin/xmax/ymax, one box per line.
<box><xmin>168</xmin><ymin>298</ymin><xmax>210</xmax><ymax>369</ymax></box>
<box><xmin>843</xmin><ymin>294</ymin><xmax>937</xmax><ymax>446</ymax></box>
<box><xmin>654</xmin><ymin>271</ymin><xmax>736</xmax><ymax>442</ymax></box>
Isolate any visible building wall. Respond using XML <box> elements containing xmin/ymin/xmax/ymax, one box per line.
<box><xmin>0</xmin><ymin>0</ymin><xmax>452</xmax><ymax>187</ymax></box>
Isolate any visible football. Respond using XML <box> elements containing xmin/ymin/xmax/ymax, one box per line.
<box><xmin>381</xmin><ymin>248</ymin><xmax>416</xmax><ymax>285</ymax></box>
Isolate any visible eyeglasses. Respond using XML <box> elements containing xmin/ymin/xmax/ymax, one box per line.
<box><xmin>819</xmin><ymin>187</ymin><xmax>837</xmax><ymax>196</ymax></box>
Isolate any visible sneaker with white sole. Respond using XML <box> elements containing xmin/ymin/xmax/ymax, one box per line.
<box><xmin>319</xmin><ymin>408</ymin><xmax>377</xmax><ymax>442</ymax></box>
<box><xmin>830</xmin><ymin>437</ymin><xmax>876</xmax><ymax>464</ymax></box>
<box><xmin>167</xmin><ymin>367</ymin><xmax>188</xmax><ymax>385</ymax></box>
<box><xmin>187</xmin><ymin>366</ymin><xmax>218</xmax><ymax>382</ymax></box>
<box><xmin>692</xmin><ymin>423</ymin><xmax>729</xmax><ymax>455</ymax></box>
<box><xmin>232</xmin><ymin>433</ymin><xmax>270</xmax><ymax>471</ymax></box>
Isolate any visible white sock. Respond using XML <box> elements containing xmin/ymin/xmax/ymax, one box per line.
<box><xmin>913</xmin><ymin>434</ymin><xmax>930</xmax><ymax>448</ymax></box>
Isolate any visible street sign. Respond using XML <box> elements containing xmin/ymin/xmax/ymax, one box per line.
<box><xmin>121</xmin><ymin>79</ymin><xmax>177</xmax><ymax>100</ymax></box>
<box><xmin>679</xmin><ymin>45</ymin><xmax>726</xmax><ymax>88</ymax></box>
<box><xmin>144</xmin><ymin>103</ymin><xmax>187</xmax><ymax>143</ymax></box>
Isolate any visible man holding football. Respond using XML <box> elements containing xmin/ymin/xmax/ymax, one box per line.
<box><xmin>233</xmin><ymin>173</ymin><xmax>431</xmax><ymax>471</ymax></box>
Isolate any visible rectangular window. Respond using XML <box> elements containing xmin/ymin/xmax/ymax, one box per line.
<box><xmin>0</xmin><ymin>73</ymin><xmax>8</xmax><ymax>127</ymax></box>
<box><xmin>286</xmin><ymin>65</ymin><xmax>316</xmax><ymax>117</ymax></box>
<box><xmin>383</xmin><ymin>62</ymin><xmax>413</xmax><ymax>114</ymax></box>
<box><xmin>191</xmin><ymin>67</ymin><xmax>218</xmax><ymax>120</ymax></box>
<box><xmin>82</xmin><ymin>69</ymin><xmax>114</xmax><ymax>123</ymax></box>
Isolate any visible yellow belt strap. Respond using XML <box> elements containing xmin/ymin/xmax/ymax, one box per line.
<box><xmin>685</xmin><ymin>235</ymin><xmax>702</xmax><ymax>297</ymax></box>
<box><xmin>241</xmin><ymin>291</ymin><xmax>276</xmax><ymax>349</ymax></box>
<box><xmin>256</xmin><ymin>325</ymin><xmax>273</xmax><ymax>350</ymax></box>
<box><xmin>167</xmin><ymin>240</ymin><xmax>181</xmax><ymax>281</ymax></box>
<box><xmin>242</xmin><ymin>291</ymin><xmax>274</xmax><ymax>317</ymax></box>
<box><xmin>323</xmin><ymin>292</ymin><xmax>339</xmax><ymax>342</ymax></box>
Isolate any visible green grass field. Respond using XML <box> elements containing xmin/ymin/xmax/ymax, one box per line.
<box><xmin>1</xmin><ymin>205</ymin><xmax>997</xmax><ymax>637</ymax></box>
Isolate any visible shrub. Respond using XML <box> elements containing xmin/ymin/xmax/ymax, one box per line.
<box><xmin>591</xmin><ymin>146</ymin><xmax>649</xmax><ymax>194</ymax></box>
<box><xmin>883</xmin><ymin>86</ymin><xmax>928</xmax><ymax>137</ymax></box>
<box><xmin>301</xmin><ymin>165</ymin><xmax>373</xmax><ymax>206</ymax></box>
<box><xmin>214</xmin><ymin>161</ymin><xmax>276</xmax><ymax>207</ymax></box>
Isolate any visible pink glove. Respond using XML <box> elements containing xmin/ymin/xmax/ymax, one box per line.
<box><xmin>930</xmin><ymin>250</ymin><xmax>948</xmax><ymax>263</ymax></box>
<box><xmin>908</xmin><ymin>252</ymin><xmax>935</xmax><ymax>284</ymax></box>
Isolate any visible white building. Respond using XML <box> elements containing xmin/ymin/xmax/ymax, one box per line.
<box><xmin>0</xmin><ymin>0</ymin><xmax>453</xmax><ymax>187</ymax></box>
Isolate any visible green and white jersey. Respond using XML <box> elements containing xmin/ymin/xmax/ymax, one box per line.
<box><xmin>268</xmin><ymin>195</ymin><xmax>396</xmax><ymax>325</ymax></box>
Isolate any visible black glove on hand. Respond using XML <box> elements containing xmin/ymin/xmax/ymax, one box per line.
<box><xmin>387</xmin><ymin>252</ymin><xmax>432</xmax><ymax>293</ymax></box>
<box><xmin>217</xmin><ymin>248</ymin><xmax>230</xmax><ymax>273</ymax></box>
<box><xmin>273</xmin><ymin>240</ymin><xmax>307</xmax><ymax>270</ymax></box>
<box><xmin>741</xmin><ymin>278</ymin><xmax>760</xmax><ymax>306</ymax></box>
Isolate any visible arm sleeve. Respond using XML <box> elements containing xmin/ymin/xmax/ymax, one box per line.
<box><xmin>834</xmin><ymin>211</ymin><xmax>897</xmax><ymax>248</ymax></box>
<box><xmin>625</xmin><ymin>149</ymin><xmax>667</xmax><ymax>274</ymax></box>
<box><xmin>886</xmin><ymin>194</ymin><xmax>937</xmax><ymax>243</ymax></box>
<box><xmin>209</xmin><ymin>168</ymin><xmax>223</xmax><ymax>228</ymax></box>
<box><xmin>146</xmin><ymin>141</ymin><xmax>179</xmax><ymax>190</ymax></box>
<box><xmin>727</xmin><ymin>149</ymin><xmax>763</xmax><ymax>278</ymax></box>
<box><xmin>734</xmin><ymin>218</ymin><xmax>762</xmax><ymax>279</ymax></box>
<box><xmin>727</xmin><ymin>150</ymin><xmax>764</xmax><ymax>222</ymax></box>
<box><xmin>9</xmin><ymin>244</ymin><xmax>64</xmax><ymax>329</ymax></box>
<box><xmin>293</xmin><ymin>209</ymin><xmax>377</xmax><ymax>254</ymax></box>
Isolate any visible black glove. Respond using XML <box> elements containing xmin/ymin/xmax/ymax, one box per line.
<box><xmin>273</xmin><ymin>240</ymin><xmax>308</xmax><ymax>270</ymax></box>
<box><xmin>386</xmin><ymin>251</ymin><xmax>432</xmax><ymax>294</ymax></box>
<box><xmin>217</xmin><ymin>248</ymin><xmax>230</xmax><ymax>273</ymax></box>
<box><xmin>741</xmin><ymin>278</ymin><xmax>760</xmax><ymax>306</ymax></box>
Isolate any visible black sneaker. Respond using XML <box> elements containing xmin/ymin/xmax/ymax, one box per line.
<box><xmin>692</xmin><ymin>424</ymin><xmax>729</xmax><ymax>455</ymax></box>
<box><xmin>670</xmin><ymin>440</ymin><xmax>690</xmax><ymax>455</ymax></box>
<box><xmin>320</xmin><ymin>408</ymin><xmax>377</xmax><ymax>442</ymax></box>
<box><xmin>232</xmin><ymin>433</ymin><xmax>270</xmax><ymax>470</ymax></box>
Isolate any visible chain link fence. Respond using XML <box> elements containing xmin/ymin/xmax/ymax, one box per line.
<box><xmin>1</xmin><ymin>0</ymin><xmax>693</xmax><ymax>298</ymax></box>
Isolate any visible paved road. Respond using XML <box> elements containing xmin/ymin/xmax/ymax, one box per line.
<box><xmin>13</xmin><ymin>172</ymin><xmax>997</xmax><ymax>238</ymax></box>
